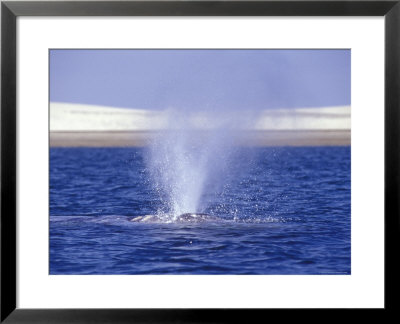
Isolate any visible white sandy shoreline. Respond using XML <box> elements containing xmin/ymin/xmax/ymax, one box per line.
<box><xmin>50</xmin><ymin>130</ymin><xmax>351</xmax><ymax>147</ymax></box>
<box><xmin>49</xmin><ymin>102</ymin><xmax>351</xmax><ymax>147</ymax></box>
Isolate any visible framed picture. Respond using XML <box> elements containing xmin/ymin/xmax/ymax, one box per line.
<box><xmin>1</xmin><ymin>0</ymin><xmax>399</xmax><ymax>322</ymax></box>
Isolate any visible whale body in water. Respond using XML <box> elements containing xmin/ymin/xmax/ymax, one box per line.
<box><xmin>130</xmin><ymin>213</ymin><xmax>218</xmax><ymax>223</ymax></box>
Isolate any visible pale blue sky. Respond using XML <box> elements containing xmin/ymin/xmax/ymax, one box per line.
<box><xmin>50</xmin><ymin>49</ymin><xmax>350</xmax><ymax>110</ymax></box>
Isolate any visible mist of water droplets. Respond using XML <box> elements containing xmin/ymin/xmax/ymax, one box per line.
<box><xmin>145</xmin><ymin>108</ymin><xmax>258</xmax><ymax>220</ymax></box>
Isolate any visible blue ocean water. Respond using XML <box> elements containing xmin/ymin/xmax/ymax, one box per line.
<box><xmin>50</xmin><ymin>147</ymin><xmax>351</xmax><ymax>275</ymax></box>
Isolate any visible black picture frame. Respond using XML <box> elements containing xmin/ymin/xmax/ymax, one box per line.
<box><xmin>1</xmin><ymin>1</ymin><xmax>399</xmax><ymax>322</ymax></box>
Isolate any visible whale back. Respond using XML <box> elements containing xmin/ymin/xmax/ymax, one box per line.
<box><xmin>177</xmin><ymin>213</ymin><xmax>216</xmax><ymax>222</ymax></box>
<box><xmin>130</xmin><ymin>213</ymin><xmax>217</xmax><ymax>223</ymax></box>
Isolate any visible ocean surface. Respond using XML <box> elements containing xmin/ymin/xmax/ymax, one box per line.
<box><xmin>50</xmin><ymin>146</ymin><xmax>351</xmax><ymax>275</ymax></box>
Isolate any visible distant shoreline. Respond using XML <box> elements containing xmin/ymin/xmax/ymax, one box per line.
<box><xmin>50</xmin><ymin>130</ymin><xmax>351</xmax><ymax>147</ymax></box>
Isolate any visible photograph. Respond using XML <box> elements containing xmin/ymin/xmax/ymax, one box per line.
<box><xmin>49</xmin><ymin>49</ymin><xmax>351</xmax><ymax>275</ymax></box>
